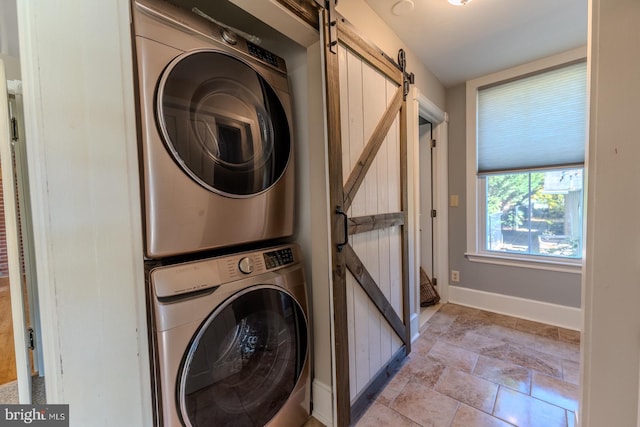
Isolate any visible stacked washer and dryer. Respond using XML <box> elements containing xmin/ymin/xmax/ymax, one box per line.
<box><xmin>131</xmin><ymin>0</ymin><xmax>311</xmax><ymax>425</ymax></box>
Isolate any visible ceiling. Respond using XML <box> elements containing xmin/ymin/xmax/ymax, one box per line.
<box><xmin>1</xmin><ymin>0</ymin><xmax>587</xmax><ymax>89</ymax></box>
<box><xmin>365</xmin><ymin>0</ymin><xmax>588</xmax><ymax>88</ymax></box>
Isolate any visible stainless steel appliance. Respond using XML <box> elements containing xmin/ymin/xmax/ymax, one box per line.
<box><xmin>148</xmin><ymin>243</ymin><xmax>310</xmax><ymax>426</ymax></box>
<box><xmin>132</xmin><ymin>0</ymin><xmax>295</xmax><ymax>258</ymax></box>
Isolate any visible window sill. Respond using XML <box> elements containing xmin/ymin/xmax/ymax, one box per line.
<box><xmin>465</xmin><ymin>252</ymin><xmax>583</xmax><ymax>274</ymax></box>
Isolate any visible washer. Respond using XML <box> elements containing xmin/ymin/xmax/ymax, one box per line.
<box><xmin>148</xmin><ymin>243</ymin><xmax>310</xmax><ymax>427</ymax></box>
<box><xmin>132</xmin><ymin>0</ymin><xmax>295</xmax><ymax>258</ymax></box>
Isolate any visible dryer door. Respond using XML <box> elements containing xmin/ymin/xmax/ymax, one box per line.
<box><xmin>178</xmin><ymin>285</ymin><xmax>308</xmax><ymax>427</ymax></box>
<box><xmin>157</xmin><ymin>50</ymin><xmax>291</xmax><ymax>197</ymax></box>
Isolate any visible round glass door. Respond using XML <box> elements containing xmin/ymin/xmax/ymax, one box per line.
<box><xmin>178</xmin><ymin>286</ymin><xmax>308</xmax><ymax>427</ymax></box>
<box><xmin>157</xmin><ymin>50</ymin><xmax>291</xmax><ymax>197</ymax></box>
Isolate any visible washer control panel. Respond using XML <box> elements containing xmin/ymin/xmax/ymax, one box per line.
<box><xmin>152</xmin><ymin>244</ymin><xmax>300</xmax><ymax>298</ymax></box>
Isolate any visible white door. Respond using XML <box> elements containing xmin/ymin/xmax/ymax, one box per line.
<box><xmin>419</xmin><ymin>121</ymin><xmax>434</xmax><ymax>281</ymax></box>
<box><xmin>0</xmin><ymin>60</ymin><xmax>32</xmax><ymax>403</ymax></box>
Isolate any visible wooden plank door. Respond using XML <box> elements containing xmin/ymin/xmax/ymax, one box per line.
<box><xmin>323</xmin><ymin>8</ymin><xmax>412</xmax><ymax>426</ymax></box>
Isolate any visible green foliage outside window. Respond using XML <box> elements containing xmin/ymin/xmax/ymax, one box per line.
<box><xmin>486</xmin><ymin>169</ymin><xmax>582</xmax><ymax>258</ymax></box>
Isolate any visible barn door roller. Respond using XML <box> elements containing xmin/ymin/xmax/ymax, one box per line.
<box><xmin>326</xmin><ymin>0</ymin><xmax>339</xmax><ymax>54</ymax></box>
<box><xmin>398</xmin><ymin>49</ymin><xmax>415</xmax><ymax>100</ymax></box>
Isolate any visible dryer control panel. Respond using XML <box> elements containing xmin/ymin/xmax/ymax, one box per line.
<box><xmin>263</xmin><ymin>247</ymin><xmax>294</xmax><ymax>269</ymax></box>
<box><xmin>247</xmin><ymin>42</ymin><xmax>278</xmax><ymax>67</ymax></box>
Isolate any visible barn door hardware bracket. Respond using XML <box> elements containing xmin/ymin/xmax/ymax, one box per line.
<box><xmin>398</xmin><ymin>49</ymin><xmax>414</xmax><ymax>101</ymax></box>
<box><xmin>335</xmin><ymin>206</ymin><xmax>348</xmax><ymax>252</ymax></box>
<box><xmin>10</xmin><ymin>117</ymin><xmax>18</xmax><ymax>142</ymax></box>
<box><xmin>326</xmin><ymin>0</ymin><xmax>339</xmax><ymax>54</ymax></box>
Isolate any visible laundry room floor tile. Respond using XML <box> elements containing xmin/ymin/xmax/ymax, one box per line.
<box><xmin>354</xmin><ymin>303</ymin><xmax>580</xmax><ymax>427</ymax></box>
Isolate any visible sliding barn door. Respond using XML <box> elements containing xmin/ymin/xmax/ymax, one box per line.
<box><xmin>323</xmin><ymin>7</ymin><xmax>412</xmax><ymax>425</ymax></box>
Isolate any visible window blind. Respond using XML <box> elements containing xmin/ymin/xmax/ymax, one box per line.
<box><xmin>477</xmin><ymin>61</ymin><xmax>587</xmax><ymax>174</ymax></box>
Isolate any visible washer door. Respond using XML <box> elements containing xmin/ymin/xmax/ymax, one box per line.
<box><xmin>157</xmin><ymin>50</ymin><xmax>291</xmax><ymax>197</ymax></box>
<box><xmin>178</xmin><ymin>286</ymin><xmax>308</xmax><ymax>427</ymax></box>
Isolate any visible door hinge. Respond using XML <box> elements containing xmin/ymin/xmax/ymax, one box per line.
<box><xmin>431</xmin><ymin>209</ymin><xmax>437</xmax><ymax>218</ymax></box>
<box><xmin>326</xmin><ymin>0</ymin><xmax>338</xmax><ymax>54</ymax></box>
<box><xmin>431</xmin><ymin>139</ymin><xmax>436</xmax><ymax>148</ymax></box>
<box><xmin>28</xmin><ymin>328</ymin><xmax>35</xmax><ymax>350</ymax></box>
<box><xmin>432</xmin><ymin>277</ymin><xmax>437</xmax><ymax>287</ymax></box>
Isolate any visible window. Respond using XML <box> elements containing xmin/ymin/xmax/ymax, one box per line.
<box><xmin>485</xmin><ymin>168</ymin><xmax>583</xmax><ymax>258</ymax></box>
<box><xmin>466</xmin><ymin>50</ymin><xmax>587</xmax><ymax>271</ymax></box>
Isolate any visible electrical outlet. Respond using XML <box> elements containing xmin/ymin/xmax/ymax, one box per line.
<box><xmin>451</xmin><ymin>270</ymin><xmax>460</xmax><ymax>282</ymax></box>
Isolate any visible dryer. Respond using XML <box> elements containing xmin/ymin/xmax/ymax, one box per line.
<box><xmin>132</xmin><ymin>0</ymin><xmax>295</xmax><ymax>258</ymax></box>
<box><xmin>148</xmin><ymin>243</ymin><xmax>310</xmax><ymax>426</ymax></box>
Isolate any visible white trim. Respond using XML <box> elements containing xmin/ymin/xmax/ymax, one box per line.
<box><xmin>407</xmin><ymin>87</ymin><xmax>420</xmax><ymax>348</ymax></box>
<box><xmin>229</xmin><ymin>0</ymin><xmax>319</xmax><ymax>47</ymax></box>
<box><xmin>10</xmin><ymin>92</ymin><xmax>43</xmax><ymax>378</ymax></box>
<box><xmin>466</xmin><ymin>46</ymin><xmax>588</xmax><ymax>262</ymax></box>
<box><xmin>118</xmin><ymin>2</ymin><xmax>155</xmax><ymax>423</ymax></box>
<box><xmin>418</xmin><ymin>94</ymin><xmax>445</xmax><ymax>124</ymax></box>
<box><xmin>466</xmin><ymin>252</ymin><xmax>582</xmax><ymax>274</ymax></box>
<box><xmin>312</xmin><ymin>380</ymin><xmax>334</xmax><ymax>427</ymax></box>
<box><xmin>412</xmin><ymin>88</ymin><xmax>450</xmax><ymax>332</ymax></box>
<box><xmin>467</xmin><ymin>46</ymin><xmax>587</xmax><ymax>93</ymax></box>
<box><xmin>433</xmin><ymin>119</ymin><xmax>449</xmax><ymax>304</ymax></box>
<box><xmin>7</xmin><ymin>79</ymin><xmax>21</xmax><ymax>95</ymax></box>
<box><xmin>15</xmin><ymin>2</ymin><xmax>63</xmax><ymax>401</ymax></box>
<box><xmin>449</xmin><ymin>285</ymin><xmax>582</xmax><ymax>331</ymax></box>
<box><xmin>1</xmin><ymin>60</ymin><xmax>32</xmax><ymax>403</ymax></box>
<box><xmin>410</xmin><ymin>312</ymin><xmax>420</xmax><ymax>342</ymax></box>
<box><xmin>317</xmin><ymin>21</ymin><xmax>339</xmax><ymax>427</ymax></box>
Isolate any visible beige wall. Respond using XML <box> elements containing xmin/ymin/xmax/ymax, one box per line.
<box><xmin>336</xmin><ymin>0</ymin><xmax>446</xmax><ymax>111</ymax></box>
<box><xmin>0</xmin><ymin>54</ymin><xmax>20</xmax><ymax>80</ymax></box>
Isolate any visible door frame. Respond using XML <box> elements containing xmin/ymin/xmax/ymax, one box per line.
<box><xmin>8</xmin><ymin>86</ymin><xmax>43</xmax><ymax>379</ymax></box>
<box><xmin>410</xmin><ymin>90</ymin><xmax>449</xmax><ymax>333</ymax></box>
<box><xmin>0</xmin><ymin>61</ymin><xmax>32</xmax><ymax>402</ymax></box>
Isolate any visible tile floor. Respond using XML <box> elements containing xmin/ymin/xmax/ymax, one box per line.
<box><xmin>345</xmin><ymin>303</ymin><xmax>580</xmax><ymax>427</ymax></box>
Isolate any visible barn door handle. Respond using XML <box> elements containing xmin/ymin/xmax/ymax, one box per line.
<box><xmin>336</xmin><ymin>206</ymin><xmax>348</xmax><ymax>252</ymax></box>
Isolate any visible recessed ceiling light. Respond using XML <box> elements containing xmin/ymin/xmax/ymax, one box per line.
<box><xmin>448</xmin><ymin>0</ymin><xmax>472</xmax><ymax>6</ymax></box>
<box><xmin>392</xmin><ymin>0</ymin><xmax>415</xmax><ymax>16</ymax></box>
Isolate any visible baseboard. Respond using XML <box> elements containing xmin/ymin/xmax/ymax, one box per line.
<box><xmin>311</xmin><ymin>379</ymin><xmax>333</xmax><ymax>427</ymax></box>
<box><xmin>448</xmin><ymin>286</ymin><xmax>582</xmax><ymax>331</ymax></box>
<box><xmin>410</xmin><ymin>313</ymin><xmax>420</xmax><ymax>342</ymax></box>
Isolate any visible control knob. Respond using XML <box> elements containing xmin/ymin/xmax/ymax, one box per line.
<box><xmin>238</xmin><ymin>257</ymin><xmax>254</xmax><ymax>274</ymax></box>
<box><xmin>221</xmin><ymin>29</ymin><xmax>238</xmax><ymax>45</ymax></box>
